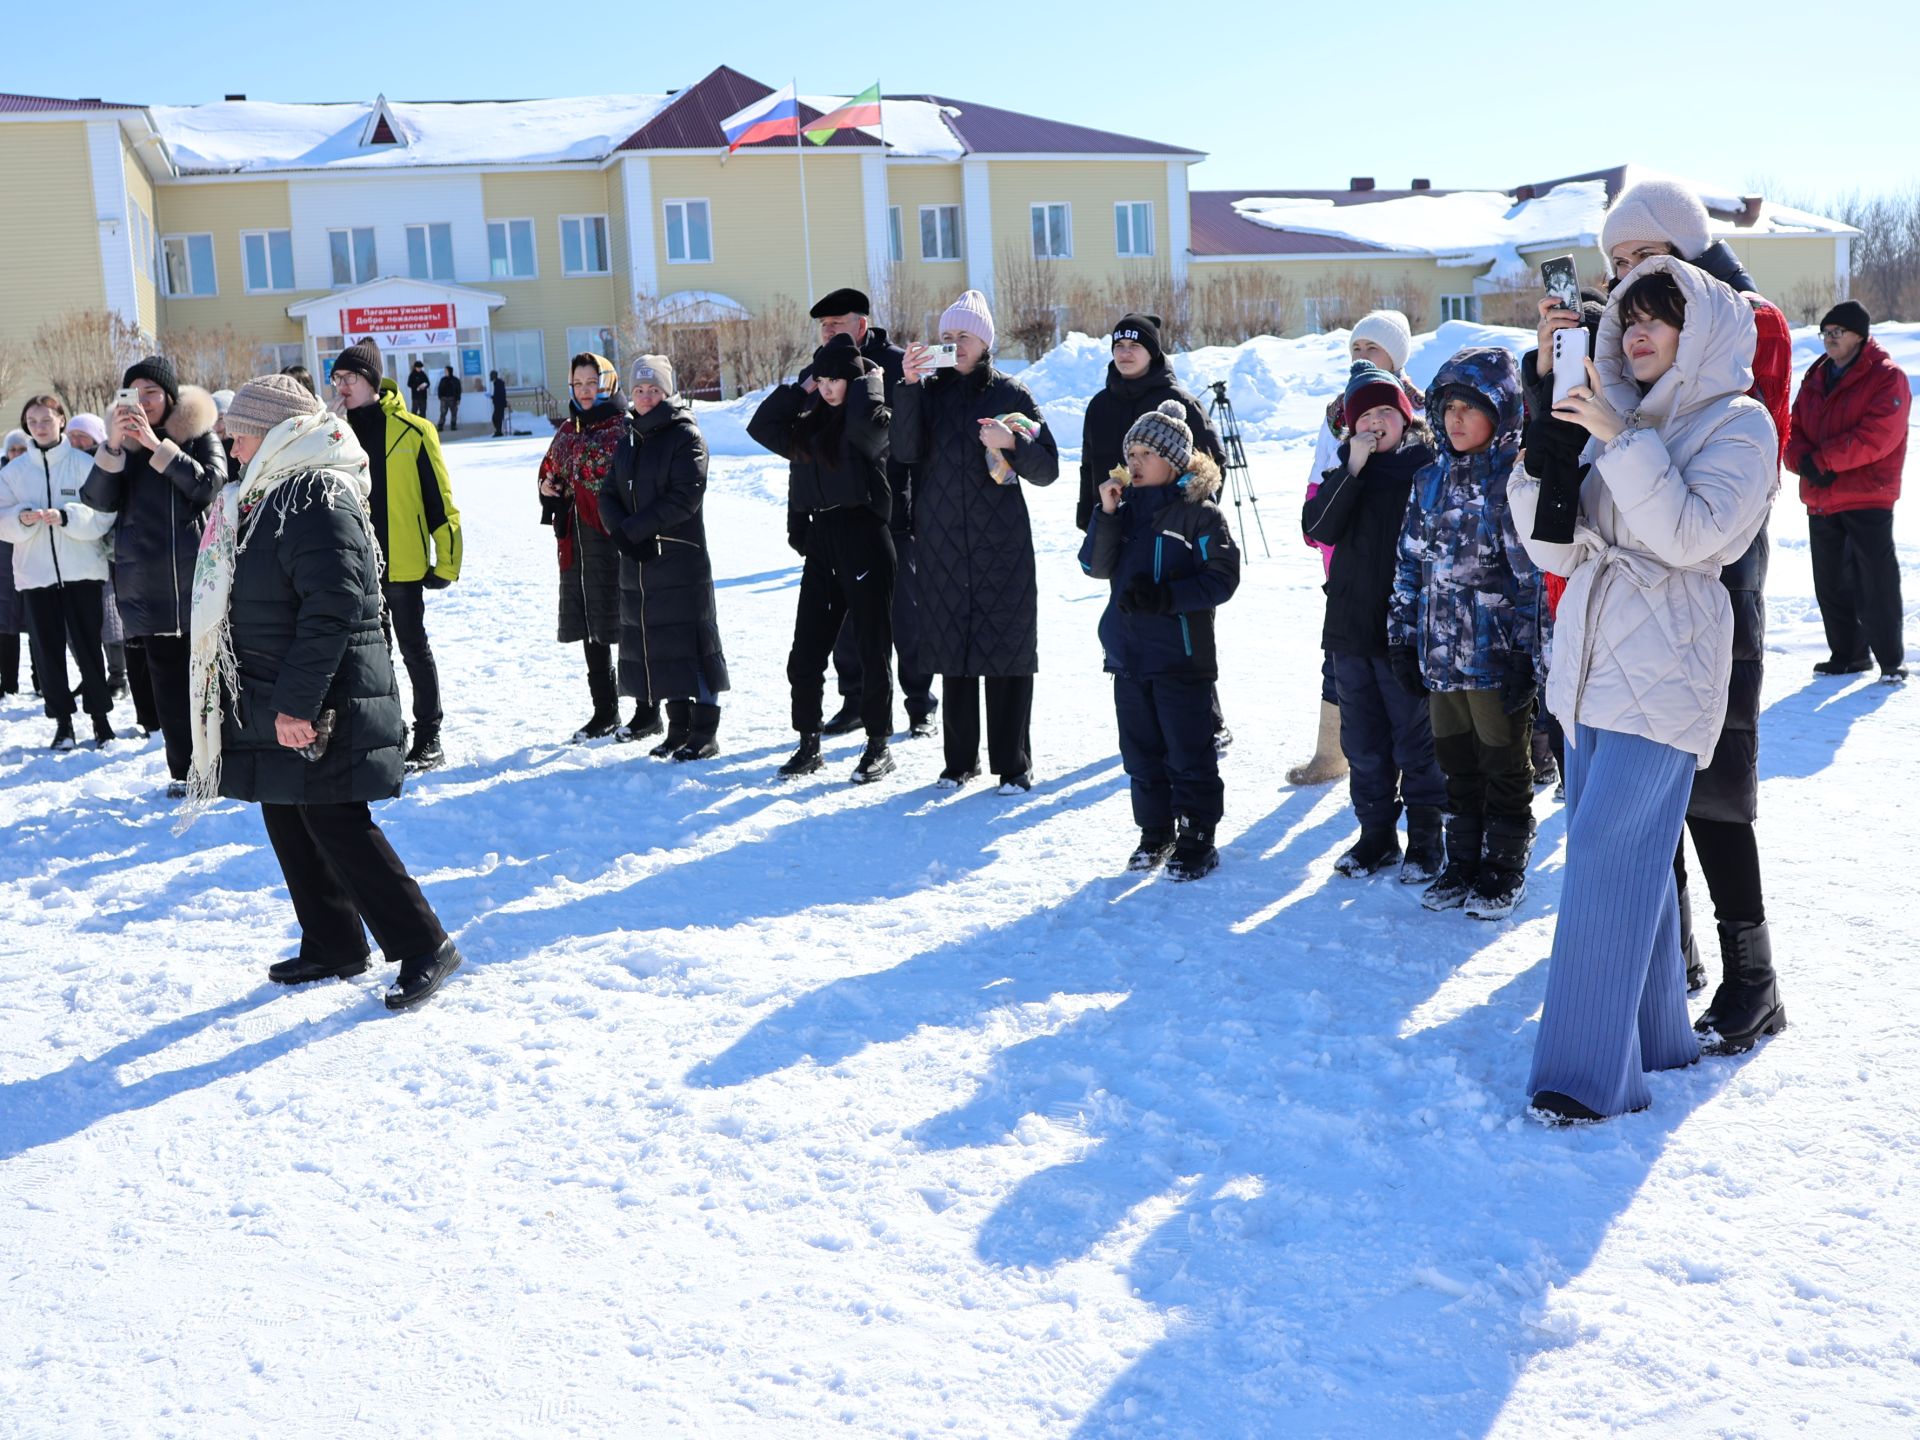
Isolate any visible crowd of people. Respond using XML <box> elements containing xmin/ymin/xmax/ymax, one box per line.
<box><xmin>4</xmin><ymin>179</ymin><xmax>1904</xmax><ymax>1101</ymax></box>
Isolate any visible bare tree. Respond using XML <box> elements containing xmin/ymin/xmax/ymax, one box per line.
<box><xmin>164</xmin><ymin>325</ymin><xmax>266</xmax><ymax>392</ymax></box>
<box><xmin>995</xmin><ymin>241</ymin><xmax>1064</xmax><ymax>360</ymax></box>
<box><xmin>717</xmin><ymin>293</ymin><xmax>810</xmax><ymax>393</ymax></box>
<box><xmin>0</xmin><ymin>341</ymin><xmax>27</xmax><ymax>413</ymax></box>
<box><xmin>871</xmin><ymin>262</ymin><xmax>935</xmax><ymax>347</ymax></box>
<box><xmin>1187</xmin><ymin>270</ymin><xmax>1297</xmax><ymax>347</ymax></box>
<box><xmin>27</xmin><ymin>309</ymin><xmax>145</xmax><ymax>416</ymax></box>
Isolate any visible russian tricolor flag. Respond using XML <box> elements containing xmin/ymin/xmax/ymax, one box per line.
<box><xmin>720</xmin><ymin>84</ymin><xmax>800</xmax><ymax>152</ymax></box>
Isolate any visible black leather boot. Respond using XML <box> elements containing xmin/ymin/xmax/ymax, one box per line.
<box><xmin>1696</xmin><ymin>921</ymin><xmax>1785</xmax><ymax>1055</ymax></box>
<box><xmin>649</xmin><ymin>700</ymin><xmax>692</xmax><ymax>758</ymax></box>
<box><xmin>1423</xmin><ymin>813</ymin><xmax>1482</xmax><ymax>911</ymax></box>
<box><xmin>673</xmin><ymin>703</ymin><xmax>721</xmax><ymax>761</ymax></box>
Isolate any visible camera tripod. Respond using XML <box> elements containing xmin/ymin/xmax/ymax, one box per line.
<box><xmin>1206</xmin><ymin>380</ymin><xmax>1269</xmax><ymax>558</ymax></box>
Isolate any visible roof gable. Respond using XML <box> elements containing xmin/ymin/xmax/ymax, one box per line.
<box><xmin>618</xmin><ymin>66</ymin><xmax>876</xmax><ymax>152</ymax></box>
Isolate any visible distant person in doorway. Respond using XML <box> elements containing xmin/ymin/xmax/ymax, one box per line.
<box><xmin>490</xmin><ymin>370</ymin><xmax>509</xmax><ymax>437</ymax></box>
<box><xmin>408</xmin><ymin>359</ymin><xmax>431</xmax><ymax>418</ymax></box>
<box><xmin>437</xmin><ymin>367</ymin><xmax>462</xmax><ymax>432</ymax></box>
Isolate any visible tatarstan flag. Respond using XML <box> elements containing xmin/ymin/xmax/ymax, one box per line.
<box><xmin>805</xmin><ymin>84</ymin><xmax>882</xmax><ymax>145</ymax></box>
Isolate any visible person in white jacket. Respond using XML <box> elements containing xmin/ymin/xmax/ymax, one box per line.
<box><xmin>1509</xmin><ymin>256</ymin><xmax>1778</xmax><ymax>1123</ymax></box>
<box><xmin>0</xmin><ymin>395</ymin><xmax>118</xmax><ymax>750</ymax></box>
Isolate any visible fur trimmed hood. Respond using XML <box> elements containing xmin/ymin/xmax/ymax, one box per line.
<box><xmin>165</xmin><ymin>385</ymin><xmax>218</xmax><ymax>444</ymax></box>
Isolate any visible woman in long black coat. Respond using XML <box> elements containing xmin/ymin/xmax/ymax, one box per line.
<box><xmin>597</xmin><ymin>354</ymin><xmax>730</xmax><ymax>762</ymax></box>
<box><xmin>893</xmin><ymin>291</ymin><xmax>1059</xmax><ymax>791</ymax></box>
<box><xmin>193</xmin><ymin>375</ymin><xmax>461</xmax><ymax>1011</ymax></box>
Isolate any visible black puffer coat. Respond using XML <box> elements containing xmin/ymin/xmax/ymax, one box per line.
<box><xmin>748</xmin><ymin>366</ymin><xmax>891</xmax><ymax>533</ymax></box>
<box><xmin>1303</xmin><ymin>430</ymin><xmax>1437</xmax><ymax>657</ymax></box>
<box><xmin>598</xmin><ymin>400</ymin><xmax>731</xmax><ymax>704</ymax></box>
<box><xmin>801</xmin><ymin>326</ymin><xmax>915</xmax><ymax>536</ymax></box>
<box><xmin>891</xmin><ymin>364</ymin><xmax>1059</xmax><ymax>677</ymax></box>
<box><xmin>218</xmin><ymin>474</ymin><xmax>405</xmax><ymax>806</ymax></box>
<box><xmin>80</xmin><ymin>386</ymin><xmax>226</xmax><ymax>637</ymax></box>
<box><xmin>1075</xmin><ymin>363</ymin><xmax>1223</xmax><ymax>531</ymax></box>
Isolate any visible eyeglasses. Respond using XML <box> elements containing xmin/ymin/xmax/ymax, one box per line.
<box><xmin>1820</xmin><ymin>327</ymin><xmax>1853</xmax><ymax>340</ymax></box>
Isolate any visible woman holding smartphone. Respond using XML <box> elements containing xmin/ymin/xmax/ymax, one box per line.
<box><xmin>893</xmin><ymin>291</ymin><xmax>1059</xmax><ymax>792</ymax></box>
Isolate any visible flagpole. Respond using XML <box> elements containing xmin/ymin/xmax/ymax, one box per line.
<box><xmin>794</xmin><ymin>78</ymin><xmax>815</xmax><ymax>303</ymax></box>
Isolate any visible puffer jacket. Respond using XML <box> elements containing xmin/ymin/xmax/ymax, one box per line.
<box><xmin>538</xmin><ymin>396</ymin><xmax>627</xmax><ymax>645</ymax></box>
<box><xmin>747</xmin><ymin>366</ymin><xmax>892</xmax><ymax>528</ymax></box>
<box><xmin>1303</xmin><ymin>427</ymin><xmax>1437</xmax><ymax>657</ymax></box>
<box><xmin>1784</xmin><ymin>337</ymin><xmax>1910</xmax><ymax>516</ymax></box>
<box><xmin>1510</xmin><ymin>255</ymin><xmax>1778</xmax><ymax>767</ymax></box>
<box><xmin>363</xmin><ymin>388</ymin><xmax>461</xmax><ymax>585</ymax></box>
<box><xmin>80</xmin><ymin>386</ymin><xmax>226</xmax><ymax>636</ymax></box>
<box><xmin>0</xmin><ymin>439</ymin><xmax>115</xmax><ymax>588</ymax></box>
<box><xmin>214</xmin><ymin>416</ymin><xmax>405</xmax><ymax>806</ymax></box>
<box><xmin>1388</xmin><ymin>349</ymin><xmax>1541</xmax><ymax>691</ymax></box>
<box><xmin>891</xmin><ymin>362</ymin><xmax>1059</xmax><ymax>677</ymax></box>
<box><xmin>1075</xmin><ymin>363</ymin><xmax>1223</xmax><ymax>531</ymax></box>
<box><xmin>1078</xmin><ymin>454</ymin><xmax>1240</xmax><ymax>679</ymax></box>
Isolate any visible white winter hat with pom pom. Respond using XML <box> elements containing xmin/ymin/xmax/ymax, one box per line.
<box><xmin>1123</xmin><ymin>399</ymin><xmax>1194</xmax><ymax>472</ymax></box>
<box><xmin>1601</xmin><ymin>178</ymin><xmax>1713</xmax><ymax>262</ymax></box>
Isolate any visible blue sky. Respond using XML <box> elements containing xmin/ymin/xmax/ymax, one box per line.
<box><xmin>33</xmin><ymin>0</ymin><xmax>1918</xmax><ymax>203</ymax></box>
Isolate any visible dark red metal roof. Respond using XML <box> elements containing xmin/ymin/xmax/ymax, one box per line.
<box><xmin>617</xmin><ymin>66</ymin><xmax>877</xmax><ymax>151</ymax></box>
<box><xmin>0</xmin><ymin>92</ymin><xmax>142</xmax><ymax>114</ymax></box>
<box><xmin>901</xmin><ymin>93</ymin><xmax>1200</xmax><ymax>156</ymax></box>
<box><xmin>1189</xmin><ymin>191</ymin><xmax>1398</xmax><ymax>257</ymax></box>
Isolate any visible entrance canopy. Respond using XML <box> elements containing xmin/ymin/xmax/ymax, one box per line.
<box><xmin>288</xmin><ymin>276</ymin><xmax>508</xmax><ymax>389</ymax></box>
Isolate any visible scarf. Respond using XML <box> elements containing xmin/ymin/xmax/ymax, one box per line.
<box><xmin>180</xmin><ymin>411</ymin><xmax>373</xmax><ymax>826</ymax></box>
<box><xmin>984</xmin><ymin>414</ymin><xmax>1042</xmax><ymax>485</ymax></box>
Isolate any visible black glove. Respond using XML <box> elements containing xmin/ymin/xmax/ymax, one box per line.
<box><xmin>1794</xmin><ymin>456</ymin><xmax>1836</xmax><ymax>487</ymax></box>
<box><xmin>618</xmin><ymin>533</ymin><xmax>661</xmax><ymax>562</ymax></box>
<box><xmin>422</xmin><ymin>572</ymin><xmax>452</xmax><ymax>591</ymax></box>
<box><xmin>787</xmin><ymin>517</ymin><xmax>811</xmax><ymax>556</ymax></box>
<box><xmin>1501</xmin><ymin>658</ymin><xmax>1538</xmax><ymax>716</ymax></box>
<box><xmin>1388</xmin><ymin>645</ymin><xmax>1426</xmax><ymax>697</ymax></box>
<box><xmin>1117</xmin><ymin>576</ymin><xmax>1174</xmax><ymax>616</ymax></box>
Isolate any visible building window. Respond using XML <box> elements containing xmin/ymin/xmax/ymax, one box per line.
<box><xmin>664</xmin><ymin>200</ymin><xmax>712</xmax><ymax>264</ymax></box>
<box><xmin>1031</xmin><ymin>203</ymin><xmax>1071</xmax><ymax>260</ymax></box>
<box><xmin>258</xmin><ymin>341</ymin><xmax>304</xmax><ymax>372</ymax></box>
<box><xmin>1115</xmin><ymin>202</ymin><xmax>1154</xmax><ymax>258</ymax></box>
<box><xmin>161</xmin><ymin>233</ymin><xmax>216</xmax><ymax>297</ymax></box>
<box><xmin>406</xmin><ymin>222</ymin><xmax>455</xmax><ymax>282</ymax></box>
<box><xmin>328</xmin><ymin>227</ymin><xmax>377</xmax><ymax>286</ymax></box>
<box><xmin>1439</xmin><ymin>294</ymin><xmax>1481</xmax><ymax>323</ymax></box>
<box><xmin>560</xmin><ymin>215</ymin><xmax>611</xmax><ymax>276</ymax></box>
<box><xmin>241</xmin><ymin>229</ymin><xmax>294</xmax><ymax>292</ymax></box>
<box><xmin>566</xmin><ymin>326</ymin><xmax>620</xmax><ymax>366</ymax></box>
<box><xmin>888</xmin><ymin>207</ymin><xmax>903</xmax><ymax>265</ymax></box>
<box><xmin>487</xmin><ymin>219</ymin><xmax>537</xmax><ymax>279</ymax></box>
<box><xmin>919</xmin><ymin>204</ymin><xmax>961</xmax><ymax>262</ymax></box>
<box><xmin>493</xmin><ymin>329</ymin><xmax>547</xmax><ymax>389</ymax></box>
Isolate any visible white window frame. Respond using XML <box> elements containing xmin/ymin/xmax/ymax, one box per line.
<box><xmin>161</xmin><ymin>232</ymin><xmax>217</xmax><ymax>297</ymax></box>
<box><xmin>887</xmin><ymin>206</ymin><xmax>904</xmax><ymax>265</ymax></box>
<box><xmin>486</xmin><ymin>217</ymin><xmax>538</xmax><ymax>280</ymax></box>
<box><xmin>1303</xmin><ymin>297</ymin><xmax>1333</xmax><ymax>333</ymax></box>
<box><xmin>1438</xmin><ymin>293</ymin><xmax>1481</xmax><ymax>324</ymax></box>
<box><xmin>405</xmin><ymin>221</ymin><xmax>455</xmax><ymax>282</ymax></box>
<box><xmin>257</xmin><ymin>341</ymin><xmax>305</xmax><ymax>372</ymax></box>
<box><xmin>492</xmin><ymin>329</ymin><xmax>547</xmax><ymax>390</ymax></box>
<box><xmin>327</xmin><ymin>226</ymin><xmax>377</xmax><ymax>287</ymax></box>
<box><xmin>918</xmin><ymin>204</ymin><xmax>961</xmax><ymax>263</ymax></box>
<box><xmin>663</xmin><ymin>199</ymin><xmax>713</xmax><ymax>265</ymax></box>
<box><xmin>240</xmin><ymin>228</ymin><xmax>295</xmax><ymax>293</ymax></box>
<box><xmin>1115</xmin><ymin>201</ymin><xmax>1154</xmax><ymax>258</ymax></box>
<box><xmin>559</xmin><ymin>214</ymin><xmax>612</xmax><ymax>277</ymax></box>
<box><xmin>1031</xmin><ymin>202</ymin><xmax>1072</xmax><ymax>260</ymax></box>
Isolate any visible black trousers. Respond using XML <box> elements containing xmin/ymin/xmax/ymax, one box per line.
<box><xmin>125</xmin><ymin>637</ymin><xmax>162</xmax><ymax>732</ymax></box>
<box><xmin>832</xmin><ymin>529</ymin><xmax>935</xmax><ymax>721</ymax></box>
<box><xmin>1673</xmin><ymin>817</ymin><xmax>1765</xmax><ymax>926</ymax></box>
<box><xmin>134</xmin><ymin>633</ymin><xmax>193</xmax><ymax>780</ymax></box>
<box><xmin>382</xmin><ymin>580</ymin><xmax>443</xmax><ymax>729</ymax></box>
<box><xmin>24</xmin><ymin>581</ymin><xmax>110</xmax><ymax>721</ymax></box>
<box><xmin>409</xmin><ymin>389</ymin><xmax>428</xmax><ymax>418</ymax></box>
<box><xmin>260</xmin><ymin>801</ymin><xmax>447</xmax><ymax>963</ymax></box>
<box><xmin>788</xmin><ymin>511</ymin><xmax>895</xmax><ymax>738</ymax></box>
<box><xmin>438</xmin><ymin>399</ymin><xmax>460</xmax><ymax>430</ymax></box>
<box><xmin>0</xmin><ymin>631</ymin><xmax>17</xmax><ymax>693</ymax></box>
<box><xmin>1809</xmin><ymin>508</ymin><xmax>1904</xmax><ymax>671</ymax></box>
<box><xmin>1114</xmin><ymin>673</ymin><xmax>1222</xmax><ymax>828</ymax></box>
<box><xmin>1428</xmin><ymin>688</ymin><xmax>1534</xmax><ymax>822</ymax></box>
<box><xmin>1332</xmin><ymin>652</ymin><xmax>1446</xmax><ymax>828</ymax></box>
<box><xmin>943</xmin><ymin>674</ymin><xmax>1033</xmax><ymax>780</ymax></box>
<box><xmin>491</xmin><ymin>403</ymin><xmax>508</xmax><ymax>438</ymax></box>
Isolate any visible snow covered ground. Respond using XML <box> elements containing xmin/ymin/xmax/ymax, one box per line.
<box><xmin>4</xmin><ymin>327</ymin><xmax>1918</xmax><ymax>1437</ymax></box>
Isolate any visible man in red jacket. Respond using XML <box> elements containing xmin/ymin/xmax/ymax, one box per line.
<box><xmin>1786</xmin><ymin>300</ymin><xmax>1909</xmax><ymax>682</ymax></box>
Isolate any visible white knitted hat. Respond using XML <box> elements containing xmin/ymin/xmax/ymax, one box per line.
<box><xmin>1601</xmin><ymin>178</ymin><xmax>1712</xmax><ymax>261</ymax></box>
<box><xmin>1349</xmin><ymin>310</ymin><xmax>1412</xmax><ymax>373</ymax></box>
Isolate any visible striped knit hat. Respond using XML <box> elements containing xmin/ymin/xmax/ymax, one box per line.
<box><xmin>1123</xmin><ymin>399</ymin><xmax>1194</xmax><ymax>472</ymax></box>
<box><xmin>223</xmin><ymin>374</ymin><xmax>324</xmax><ymax>439</ymax></box>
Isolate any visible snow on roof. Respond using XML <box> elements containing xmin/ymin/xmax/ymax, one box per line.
<box><xmin>798</xmin><ymin>95</ymin><xmax>964</xmax><ymax>158</ymax></box>
<box><xmin>151</xmin><ymin>94</ymin><xmax>673</xmax><ymax>173</ymax></box>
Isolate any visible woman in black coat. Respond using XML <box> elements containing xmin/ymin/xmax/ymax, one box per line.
<box><xmin>81</xmin><ymin>357</ymin><xmax>227</xmax><ymax>794</ymax></box>
<box><xmin>194</xmin><ymin>375</ymin><xmax>461</xmax><ymax>1010</ymax></box>
<box><xmin>748</xmin><ymin>332</ymin><xmax>896</xmax><ymax>784</ymax></box>
<box><xmin>597</xmin><ymin>354</ymin><xmax>730</xmax><ymax>762</ymax></box>
<box><xmin>894</xmin><ymin>291</ymin><xmax>1059</xmax><ymax>792</ymax></box>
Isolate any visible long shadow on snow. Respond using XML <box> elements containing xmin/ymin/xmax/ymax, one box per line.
<box><xmin>1755</xmin><ymin>671</ymin><xmax>1897</xmax><ymax>780</ymax></box>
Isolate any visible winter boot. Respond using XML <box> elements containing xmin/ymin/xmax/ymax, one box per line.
<box><xmin>1812</xmin><ymin>656</ymin><xmax>1871</xmax><ymax>676</ymax></box>
<box><xmin>1213</xmin><ymin>725</ymin><xmax>1234</xmax><ymax>755</ymax></box>
<box><xmin>820</xmin><ymin>698</ymin><xmax>862</xmax><ymax>736</ymax></box>
<box><xmin>1334</xmin><ymin>825</ymin><xmax>1401</xmax><ymax>878</ymax></box>
<box><xmin>92</xmin><ymin>714</ymin><xmax>117</xmax><ymax>749</ymax></box>
<box><xmin>1285</xmin><ymin>700</ymin><xmax>1348</xmax><ymax>787</ymax></box>
<box><xmin>851</xmin><ymin>737</ymin><xmax>895</xmax><ymax>784</ymax></box>
<box><xmin>1695</xmin><ymin>921</ymin><xmax>1786</xmax><ymax>1056</ymax></box>
<box><xmin>571</xmin><ymin>662</ymin><xmax>621</xmax><ymax>742</ymax></box>
<box><xmin>1465</xmin><ymin>813</ymin><xmax>1533</xmax><ymax>920</ymax></box>
<box><xmin>268</xmin><ymin>952</ymin><xmax>371</xmax><ymax>985</ymax></box>
<box><xmin>1528</xmin><ymin>1090</ymin><xmax>1606</xmax><ymax>1126</ymax></box>
<box><xmin>384</xmin><ymin>938</ymin><xmax>464</xmax><ymax>1012</ymax></box>
<box><xmin>1166</xmin><ymin>819</ymin><xmax>1219</xmax><ymax>882</ymax></box>
<box><xmin>1422</xmin><ymin>813</ymin><xmax>1483</xmax><ymax>912</ymax></box>
<box><xmin>934</xmin><ymin>762</ymin><xmax>981</xmax><ymax>790</ymax></box>
<box><xmin>779</xmin><ymin>732</ymin><xmax>824</xmax><ymax>779</ymax></box>
<box><xmin>995</xmin><ymin>772</ymin><xmax>1034</xmax><ymax>796</ymax></box>
<box><xmin>1678</xmin><ymin>878</ymin><xmax>1706</xmax><ymax>994</ymax></box>
<box><xmin>906</xmin><ymin>707</ymin><xmax>938</xmax><ymax>740</ymax></box>
<box><xmin>50</xmin><ymin>717</ymin><xmax>76</xmax><ymax>752</ymax></box>
<box><xmin>617</xmin><ymin>701</ymin><xmax>663</xmax><ymax>743</ymax></box>
<box><xmin>404</xmin><ymin>723</ymin><xmax>445</xmax><ymax>773</ymax></box>
<box><xmin>649</xmin><ymin>700</ymin><xmax>691</xmax><ymax>758</ymax></box>
<box><xmin>1128</xmin><ymin>825</ymin><xmax>1177</xmax><ymax>872</ymax></box>
<box><xmin>672</xmin><ymin>703</ymin><xmax>721</xmax><ymax>761</ymax></box>
<box><xmin>1400</xmin><ymin>806</ymin><xmax>1446</xmax><ymax>885</ymax></box>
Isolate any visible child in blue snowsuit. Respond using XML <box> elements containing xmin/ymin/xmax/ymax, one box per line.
<box><xmin>1079</xmin><ymin>400</ymin><xmax>1241</xmax><ymax>880</ymax></box>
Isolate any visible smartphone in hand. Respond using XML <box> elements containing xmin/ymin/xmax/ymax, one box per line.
<box><xmin>1539</xmin><ymin>255</ymin><xmax>1588</xmax><ymax>408</ymax></box>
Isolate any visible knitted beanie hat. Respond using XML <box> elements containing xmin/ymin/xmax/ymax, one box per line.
<box><xmin>223</xmin><ymin>374</ymin><xmax>325</xmax><ymax>439</ymax></box>
<box><xmin>811</xmin><ymin>332</ymin><xmax>864</xmax><ymax>382</ymax></box>
<box><xmin>1820</xmin><ymin>299</ymin><xmax>1872</xmax><ymax>339</ymax></box>
<box><xmin>331</xmin><ymin>338</ymin><xmax>384</xmax><ymax>389</ymax></box>
<box><xmin>1123</xmin><ymin>399</ymin><xmax>1194</xmax><ymax>472</ymax></box>
<box><xmin>1600</xmin><ymin>178</ymin><xmax>1712</xmax><ymax>262</ymax></box>
<box><xmin>1112</xmin><ymin>312</ymin><xmax>1165</xmax><ymax>367</ymax></box>
<box><xmin>2</xmin><ymin>429</ymin><xmax>26</xmax><ymax>454</ymax></box>
<box><xmin>122</xmin><ymin>355</ymin><xmax>180</xmax><ymax>405</ymax></box>
<box><xmin>939</xmin><ymin>290</ymin><xmax>996</xmax><ymax>351</ymax></box>
<box><xmin>210</xmin><ymin>389</ymin><xmax>235</xmax><ymax>416</ymax></box>
<box><xmin>1349</xmin><ymin>310</ymin><xmax>1412</xmax><ymax>373</ymax></box>
<box><xmin>67</xmin><ymin>413</ymin><xmax>107</xmax><ymax>446</ymax></box>
<box><xmin>631</xmin><ymin>353</ymin><xmax>677</xmax><ymax>397</ymax></box>
<box><xmin>1342</xmin><ymin>361</ymin><xmax>1416</xmax><ymax>431</ymax></box>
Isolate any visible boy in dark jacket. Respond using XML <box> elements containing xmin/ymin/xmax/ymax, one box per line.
<box><xmin>1079</xmin><ymin>401</ymin><xmax>1240</xmax><ymax>880</ymax></box>
<box><xmin>1388</xmin><ymin>347</ymin><xmax>1540</xmax><ymax>919</ymax></box>
<box><xmin>1304</xmin><ymin>363</ymin><xmax>1446</xmax><ymax>884</ymax></box>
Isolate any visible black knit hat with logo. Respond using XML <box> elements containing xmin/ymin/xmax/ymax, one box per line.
<box><xmin>1111</xmin><ymin>313</ymin><xmax>1165</xmax><ymax>368</ymax></box>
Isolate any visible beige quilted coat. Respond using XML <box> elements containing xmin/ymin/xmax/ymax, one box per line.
<box><xmin>1510</xmin><ymin>256</ymin><xmax>1779</xmax><ymax>766</ymax></box>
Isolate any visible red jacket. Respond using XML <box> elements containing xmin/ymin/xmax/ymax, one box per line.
<box><xmin>1748</xmin><ymin>297</ymin><xmax>1792</xmax><ymax>461</ymax></box>
<box><xmin>1784</xmin><ymin>338</ymin><xmax>1910</xmax><ymax>516</ymax></box>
